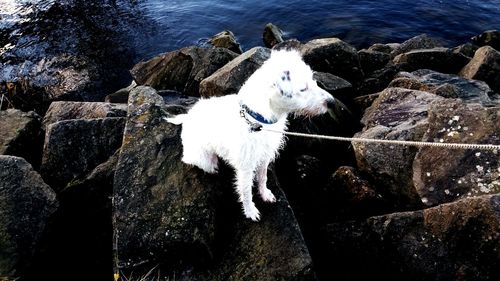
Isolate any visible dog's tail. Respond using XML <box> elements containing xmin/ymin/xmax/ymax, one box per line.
<box><xmin>166</xmin><ymin>114</ymin><xmax>187</xmax><ymax>125</ymax></box>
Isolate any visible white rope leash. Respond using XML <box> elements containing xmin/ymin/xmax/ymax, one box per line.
<box><xmin>262</xmin><ymin>128</ymin><xmax>500</xmax><ymax>151</ymax></box>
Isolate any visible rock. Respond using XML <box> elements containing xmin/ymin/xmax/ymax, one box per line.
<box><xmin>0</xmin><ymin>156</ymin><xmax>58</xmax><ymax>278</ymax></box>
<box><xmin>104</xmin><ymin>80</ymin><xmax>137</xmax><ymax>103</ymax></box>
<box><xmin>389</xmin><ymin>69</ymin><xmax>498</xmax><ymax>106</ymax></box>
<box><xmin>390</xmin><ymin>34</ymin><xmax>443</xmax><ymax>57</ymax></box>
<box><xmin>353</xmin><ymin>87</ymin><xmax>444</xmax><ymax>209</ymax></box>
<box><xmin>471</xmin><ymin>30</ymin><xmax>500</xmax><ymax>50</ymax></box>
<box><xmin>0</xmin><ymin>109</ymin><xmax>43</xmax><ymax>168</ymax></box>
<box><xmin>199</xmin><ymin>47</ymin><xmax>271</xmax><ymax>97</ymax></box>
<box><xmin>40</xmin><ymin>117</ymin><xmax>125</xmax><ymax>191</ymax></box>
<box><xmin>131</xmin><ymin>46</ymin><xmax>238</xmax><ymax>96</ymax></box>
<box><xmin>353</xmin><ymin>93</ymin><xmax>381</xmax><ymax>113</ymax></box>
<box><xmin>273</xmin><ymin>39</ymin><xmax>303</xmax><ymax>51</ymax></box>
<box><xmin>324</xmin><ymin>194</ymin><xmax>500</xmax><ymax>281</ymax></box>
<box><xmin>452</xmin><ymin>43</ymin><xmax>479</xmax><ymax>58</ymax></box>
<box><xmin>459</xmin><ymin>45</ymin><xmax>500</xmax><ymax>93</ymax></box>
<box><xmin>29</xmin><ymin>150</ymin><xmax>119</xmax><ymax>280</ymax></box>
<box><xmin>356</xmin><ymin>64</ymin><xmax>402</xmax><ymax>96</ymax></box>
<box><xmin>328</xmin><ymin>166</ymin><xmax>388</xmax><ymax>218</ymax></box>
<box><xmin>413</xmin><ymin>99</ymin><xmax>500</xmax><ymax>206</ymax></box>
<box><xmin>113</xmin><ymin>86</ymin><xmax>218</xmax><ymax>273</ymax></box>
<box><xmin>393</xmin><ymin>47</ymin><xmax>470</xmax><ymax>73</ymax></box>
<box><xmin>300</xmin><ymin>38</ymin><xmax>364</xmax><ymax>83</ymax></box>
<box><xmin>313</xmin><ymin>72</ymin><xmax>353</xmax><ymax>98</ymax></box>
<box><xmin>208</xmin><ymin>30</ymin><xmax>243</xmax><ymax>54</ymax></box>
<box><xmin>358</xmin><ymin>49</ymin><xmax>391</xmax><ymax>73</ymax></box>
<box><xmin>368</xmin><ymin>43</ymin><xmax>400</xmax><ymax>54</ymax></box>
<box><xmin>42</xmin><ymin>101</ymin><xmax>128</xmax><ymax>130</ymax></box>
<box><xmin>263</xmin><ymin>23</ymin><xmax>284</xmax><ymax>48</ymax></box>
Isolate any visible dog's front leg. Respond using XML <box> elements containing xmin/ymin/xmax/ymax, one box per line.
<box><xmin>256</xmin><ymin>160</ymin><xmax>276</xmax><ymax>203</ymax></box>
<box><xmin>235</xmin><ymin>168</ymin><xmax>260</xmax><ymax>221</ymax></box>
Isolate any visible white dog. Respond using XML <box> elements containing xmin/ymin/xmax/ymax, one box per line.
<box><xmin>167</xmin><ymin>50</ymin><xmax>335</xmax><ymax>221</ymax></box>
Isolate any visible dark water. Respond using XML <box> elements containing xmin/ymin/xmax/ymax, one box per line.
<box><xmin>2</xmin><ymin>0</ymin><xmax>500</xmax><ymax>61</ymax></box>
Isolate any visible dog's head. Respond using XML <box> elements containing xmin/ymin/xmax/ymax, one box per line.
<box><xmin>265</xmin><ymin>50</ymin><xmax>335</xmax><ymax>117</ymax></box>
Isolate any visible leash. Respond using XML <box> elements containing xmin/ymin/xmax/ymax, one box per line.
<box><xmin>262</xmin><ymin>128</ymin><xmax>500</xmax><ymax>151</ymax></box>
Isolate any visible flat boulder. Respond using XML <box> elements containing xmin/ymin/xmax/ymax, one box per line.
<box><xmin>393</xmin><ymin>47</ymin><xmax>470</xmax><ymax>73</ymax></box>
<box><xmin>300</xmin><ymin>38</ymin><xmax>364</xmax><ymax>83</ymax></box>
<box><xmin>459</xmin><ymin>45</ymin><xmax>500</xmax><ymax>93</ymax></box>
<box><xmin>325</xmin><ymin>194</ymin><xmax>500</xmax><ymax>281</ymax></box>
<box><xmin>199</xmin><ymin>47</ymin><xmax>271</xmax><ymax>97</ymax></box>
<box><xmin>413</xmin><ymin>99</ymin><xmax>500</xmax><ymax>206</ymax></box>
<box><xmin>130</xmin><ymin>46</ymin><xmax>238</xmax><ymax>96</ymax></box>
<box><xmin>40</xmin><ymin>117</ymin><xmax>125</xmax><ymax>191</ymax></box>
<box><xmin>0</xmin><ymin>156</ymin><xmax>58</xmax><ymax>279</ymax></box>
<box><xmin>0</xmin><ymin>109</ymin><xmax>43</xmax><ymax>168</ymax></box>
<box><xmin>42</xmin><ymin>101</ymin><xmax>127</xmax><ymax>129</ymax></box>
<box><xmin>389</xmin><ymin>69</ymin><xmax>498</xmax><ymax>105</ymax></box>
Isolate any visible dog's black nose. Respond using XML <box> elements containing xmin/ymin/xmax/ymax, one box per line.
<box><xmin>326</xmin><ymin>97</ymin><xmax>336</xmax><ymax>108</ymax></box>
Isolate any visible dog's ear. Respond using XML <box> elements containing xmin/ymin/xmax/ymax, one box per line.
<box><xmin>275</xmin><ymin>70</ymin><xmax>293</xmax><ymax>98</ymax></box>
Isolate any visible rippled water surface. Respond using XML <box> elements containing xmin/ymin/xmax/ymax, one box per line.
<box><xmin>2</xmin><ymin>0</ymin><xmax>500</xmax><ymax>60</ymax></box>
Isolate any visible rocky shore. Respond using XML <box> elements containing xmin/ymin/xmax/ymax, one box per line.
<box><xmin>1</xmin><ymin>21</ymin><xmax>500</xmax><ymax>281</ymax></box>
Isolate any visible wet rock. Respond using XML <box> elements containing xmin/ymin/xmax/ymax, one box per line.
<box><xmin>471</xmin><ymin>30</ymin><xmax>500</xmax><ymax>50</ymax></box>
<box><xmin>199</xmin><ymin>47</ymin><xmax>271</xmax><ymax>97</ymax></box>
<box><xmin>413</xmin><ymin>99</ymin><xmax>500</xmax><ymax>206</ymax></box>
<box><xmin>263</xmin><ymin>23</ymin><xmax>284</xmax><ymax>48</ymax></box>
<box><xmin>390</xmin><ymin>34</ymin><xmax>443</xmax><ymax>57</ymax></box>
<box><xmin>0</xmin><ymin>109</ymin><xmax>43</xmax><ymax>168</ymax></box>
<box><xmin>313</xmin><ymin>72</ymin><xmax>353</xmax><ymax>98</ymax></box>
<box><xmin>0</xmin><ymin>156</ymin><xmax>58</xmax><ymax>279</ymax></box>
<box><xmin>353</xmin><ymin>87</ymin><xmax>444</xmax><ymax>209</ymax></box>
<box><xmin>452</xmin><ymin>43</ymin><xmax>479</xmax><ymax>58</ymax></box>
<box><xmin>358</xmin><ymin>49</ymin><xmax>391</xmax><ymax>73</ymax></box>
<box><xmin>393</xmin><ymin>47</ymin><xmax>470</xmax><ymax>73</ymax></box>
<box><xmin>113</xmin><ymin>86</ymin><xmax>218</xmax><ymax>273</ymax></box>
<box><xmin>42</xmin><ymin>101</ymin><xmax>127</xmax><ymax>130</ymax></box>
<box><xmin>40</xmin><ymin>117</ymin><xmax>125</xmax><ymax>191</ymax></box>
<box><xmin>459</xmin><ymin>45</ymin><xmax>500</xmax><ymax>93</ymax></box>
<box><xmin>131</xmin><ymin>46</ymin><xmax>238</xmax><ymax>96</ymax></box>
<box><xmin>300</xmin><ymin>38</ymin><xmax>364</xmax><ymax>83</ymax></box>
<box><xmin>325</xmin><ymin>194</ymin><xmax>500</xmax><ymax>281</ymax></box>
<box><xmin>389</xmin><ymin>69</ymin><xmax>498</xmax><ymax>105</ymax></box>
<box><xmin>208</xmin><ymin>30</ymin><xmax>243</xmax><ymax>54</ymax></box>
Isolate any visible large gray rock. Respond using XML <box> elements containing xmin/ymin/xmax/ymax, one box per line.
<box><xmin>389</xmin><ymin>69</ymin><xmax>498</xmax><ymax>106</ymax></box>
<box><xmin>413</xmin><ymin>99</ymin><xmax>500</xmax><ymax>206</ymax></box>
<box><xmin>393</xmin><ymin>47</ymin><xmax>470</xmax><ymax>73</ymax></box>
<box><xmin>130</xmin><ymin>46</ymin><xmax>238</xmax><ymax>96</ymax></box>
<box><xmin>42</xmin><ymin>101</ymin><xmax>127</xmax><ymax>129</ymax></box>
<box><xmin>300</xmin><ymin>38</ymin><xmax>364</xmax><ymax>82</ymax></box>
<box><xmin>208</xmin><ymin>30</ymin><xmax>243</xmax><ymax>54</ymax></box>
<box><xmin>390</xmin><ymin>34</ymin><xmax>443</xmax><ymax>57</ymax></box>
<box><xmin>313</xmin><ymin>72</ymin><xmax>352</xmax><ymax>98</ymax></box>
<box><xmin>0</xmin><ymin>156</ymin><xmax>58</xmax><ymax>278</ymax></box>
<box><xmin>325</xmin><ymin>194</ymin><xmax>500</xmax><ymax>281</ymax></box>
<box><xmin>40</xmin><ymin>117</ymin><xmax>125</xmax><ymax>191</ymax></box>
<box><xmin>113</xmin><ymin>86</ymin><xmax>218</xmax><ymax>272</ymax></box>
<box><xmin>199</xmin><ymin>47</ymin><xmax>271</xmax><ymax>97</ymax></box>
<box><xmin>471</xmin><ymin>30</ymin><xmax>500</xmax><ymax>51</ymax></box>
<box><xmin>459</xmin><ymin>45</ymin><xmax>500</xmax><ymax>93</ymax></box>
<box><xmin>0</xmin><ymin>109</ymin><xmax>43</xmax><ymax>168</ymax></box>
<box><xmin>358</xmin><ymin>49</ymin><xmax>391</xmax><ymax>74</ymax></box>
<box><xmin>263</xmin><ymin>23</ymin><xmax>284</xmax><ymax>48</ymax></box>
<box><xmin>353</xmin><ymin>87</ymin><xmax>444</xmax><ymax>209</ymax></box>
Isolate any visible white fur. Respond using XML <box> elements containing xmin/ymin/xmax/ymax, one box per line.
<box><xmin>167</xmin><ymin>50</ymin><xmax>334</xmax><ymax>221</ymax></box>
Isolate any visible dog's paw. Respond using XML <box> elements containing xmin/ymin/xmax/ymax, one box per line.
<box><xmin>260</xmin><ymin>188</ymin><xmax>276</xmax><ymax>203</ymax></box>
<box><xmin>243</xmin><ymin>204</ymin><xmax>261</xmax><ymax>222</ymax></box>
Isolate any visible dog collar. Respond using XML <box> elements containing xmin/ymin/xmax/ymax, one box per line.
<box><xmin>240</xmin><ymin>104</ymin><xmax>277</xmax><ymax>125</ymax></box>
